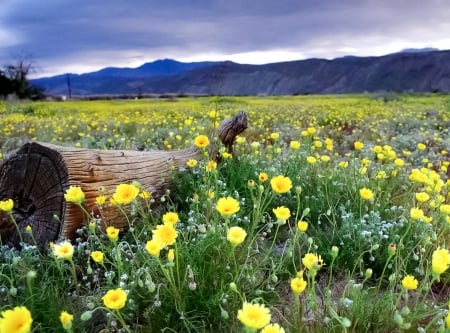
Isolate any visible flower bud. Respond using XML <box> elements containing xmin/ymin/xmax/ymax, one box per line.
<box><xmin>229</xmin><ymin>282</ymin><xmax>238</xmax><ymax>292</ymax></box>
<box><xmin>80</xmin><ymin>311</ymin><xmax>93</xmax><ymax>321</ymax></box>
<box><xmin>331</xmin><ymin>246</ymin><xmax>339</xmax><ymax>258</ymax></box>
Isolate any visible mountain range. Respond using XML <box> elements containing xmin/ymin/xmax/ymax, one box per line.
<box><xmin>31</xmin><ymin>50</ymin><xmax>450</xmax><ymax>96</ymax></box>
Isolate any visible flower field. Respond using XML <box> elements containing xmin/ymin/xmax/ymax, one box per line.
<box><xmin>0</xmin><ymin>94</ymin><xmax>450</xmax><ymax>332</ymax></box>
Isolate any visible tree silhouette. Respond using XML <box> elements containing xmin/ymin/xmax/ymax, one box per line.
<box><xmin>0</xmin><ymin>60</ymin><xmax>44</xmax><ymax>100</ymax></box>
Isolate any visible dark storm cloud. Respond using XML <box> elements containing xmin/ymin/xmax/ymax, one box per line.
<box><xmin>1</xmin><ymin>0</ymin><xmax>449</xmax><ymax>77</ymax></box>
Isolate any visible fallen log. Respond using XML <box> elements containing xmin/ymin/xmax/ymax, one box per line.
<box><xmin>0</xmin><ymin>111</ymin><xmax>248</xmax><ymax>249</ymax></box>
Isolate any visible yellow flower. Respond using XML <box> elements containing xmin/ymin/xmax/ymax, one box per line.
<box><xmin>102</xmin><ymin>288</ymin><xmax>127</xmax><ymax>310</ymax></box>
<box><xmin>410</xmin><ymin>207</ymin><xmax>425</xmax><ymax>221</ymax></box>
<box><xmin>152</xmin><ymin>223</ymin><xmax>178</xmax><ymax>246</ymax></box>
<box><xmin>59</xmin><ymin>311</ymin><xmax>73</xmax><ymax>330</ymax></box>
<box><xmin>270</xmin><ymin>132</ymin><xmax>279</xmax><ymax>140</ymax></box>
<box><xmin>354</xmin><ymin>141</ymin><xmax>364</xmax><ymax>150</ymax></box>
<box><xmin>237</xmin><ymin>302</ymin><xmax>271</xmax><ymax>329</ymax></box>
<box><xmin>290</xmin><ymin>141</ymin><xmax>300</xmax><ymax>149</ymax></box>
<box><xmin>106</xmin><ymin>226</ymin><xmax>120</xmax><ymax>242</ymax></box>
<box><xmin>64</xmin><ymin>186</ymin><xmax>85</xmax><ymax>204</ymax></box>
<box><xmin>338</xmin><ymin>161</ymin><xmax>348</xmax><ymax>168</ymax></box>
<box><xmin>139</xmin><ymin>190</ymin><xmax>151</xmax><ymax>199</ymax></box>
<box><xmin>53</xmin><ymin>241</ymin><xmax>74</xmax><ymax>260</ymax></box>
<box><xmin>431</xmin><ymin>248</ymin><xmax>450</xmax><ymax>276</ymax></box>
<box><xmin>306</xmin><ymin>156</ymin><xmax>317</xmax><ymax>164</ymax></box>
<box><xmin>216</xmin><ymin>197</ymin><xmax>240</xmax><ymax>217</ymax></box>
<box><xmin>273</xmin><ymin>206</ymin><xmax>291</xmax><ymax>222</ymax></box>
<box><xmin>401</xmin><ymin>275</ymin><xmax>418</xmax><ymax>290</ymax></box>
<box><xmin>302</xmin><ymin>253</ymin><xmax>323</xmax><ymax>271</ymax></box>
<box><xmin>90</xmin><ymin>251</ymin><xmax>104</xmax><ymax>263</ymax></box>
<box><xmin>306</xmin><ymin>127</ymin><xmax>316</xmax><ymax>135</ymax></box>
<box><xmin>227</xmin><ymin>226</ymin><xmax>247</xmax><ymax>246</ymax></box>
<box><xmin>162</xmin><ymin>212</ymin><xmax>179</xmax><ymax>225</ymax></box>
<box><xmin>297</xmin><ymin>221</ymin><xmax>308</xmax><ymax>232</ymax></box>
<box><xmin>270</xmin><ymin>175</ymin><xmax>292</xmax><ymax>194</ymax></box>
<box><xmin>261</xmin><ymin>323</ymin><xmax>285</xmax><ymax>333</ymax></box>
<box><xmin>194</xmin><ymin>135</ymin><xmax>210</xmax><ymax>148</ymax></box>
<box><xmin>167</xmin><ymin>248</ymin><xmax>175</xmax><ymax>262</ymax></box>
<box><xmin>290</xmin><ymin>276</ymin><xmax>307</xmax><ymax>295</ymax></box>
<box><xmin>0</xmin><ymin>199</ymin><xmax>14</xmax><ymax>212</ymax></box>
<box><xmin>205</xmin><ymin>160</ymin><xmax>217</xmax><ymax>172</ymax></box>
<box><xmin>145</xmin><ymin>239</ymin><xmax>162</xmax><ymax>257</ymax></box>
<box><xmin>359</xmin><ymin>187</ymin><xmax>374</xmax><ymax>201</ymax></box>
<box><xmin>111</xmin><ymin>183</ymin><xmax>139</xmax><ymax>205</ymax></box>
<box><xmin>394</xmin><ymin>158</ymin><xmax>405</xmax><ymax>167</ymax></box>
<box><xmin>0</xmin><ymin>306</ymin><xmax>33</xmax><ymax>333</ymax></box>
<box><xmin>186</xmin><ymin>159</ymin><xmax>198</xmax><ymax>168</ymax></box>
<box><xmin>95</xmin><ymin>195</ymin><xmax>106</xmax><ymax>206</ymax></box>
<box><xmin>321</xmin><ymin>155</ymin><xmax>330</xmax><ymax>163</ymax></box>
<box><xmin>417</xmin><ymin>143</ymin><xmax>426</xmax><ymax>150</ymax></box>
<box><xmin>376</xmin><ymin>171</ymin><xmax>387</xmax><ymax>179</ymax></box>
<box><xmin>415</xmin><ymin>192</ymin><xmax>430</xmax><ymax>203</ymax></box>
<box><xmin>258</xmin><ymin>172</ymin><xmax>269</xmax><ymax>182</ymax></box>
<box><xmin>222</xmin><ymin>151</ymin><xmax>232</xmax><ymax>159</ymax></box>
<box><xmin>440</xmin><ymin>204</ymin><xmax>450</xmax><ymax>215</ymax></box>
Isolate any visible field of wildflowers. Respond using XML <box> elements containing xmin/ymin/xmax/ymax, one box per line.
<box><xmin>0</xmin><ymin>94</ymin><xmax>449</xmax><ymax>332</ymax></box>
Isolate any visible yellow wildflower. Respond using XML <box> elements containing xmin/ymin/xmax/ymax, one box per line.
<box><xmin>273</xmin><ymin>206</ymin><xmax>291</xmax><ymax>222</ymax></box>
<box><xmin>290</xmin><ymin>276</ymin><xmax>307</xmax><ymax>295</ymax></box>
<box><xmin>261</xmin><ymin>323</ymin><xmax>285</xmax><ymax>333</ymax></box>
<box><xmin>401</xmin><ymin>275</ymin><xmax>418</xmax><ymax>290</ymax></box>
<box><xmin>53</xmin><ymin>241</ymin><xmax>74</xmax><ymax>260</ymax></box>
<box><xmin>415</xmin><ymin>192</ymin><xmax>430</xmax><ymax>203</ymax></box>
<box><xmin>431</xmin><ymin>248</ymin><xmax>450</xmax><ymax>276</ymax></box>
<box><xmin>0</xmin><ymin>199</ymin><xmax>14</xmax><ymax>212</ymax></box>
<box><xmin>162</xmin><ymin>212</ymin><xmax>179</xmax><ymax>225</ymax></box>
<box><xmin>290</xmin><ymin>141</ymin><xmax>300</xmax><ymax>149</ymax></box>
<box><xmin>90</xmin><ymin>251</ymin><xmax>104</xmax><ymax>263</ymax></box>
<box><xmin>194</xmin><ymin>135</ymin><xmax>210</xmax><ymax>148</ymax></box>
<box><xmin>186</xmin><ymin>159</ymin><xmax>198</xmax><ymax>168</ymax></box>
<box><xmin>145</xmin><ymin>239</ymin><xmax>162</xmax><ymax>257</ymax></box>
<box><xmin>106</xmin><ymin>226</ymin><xmax>120</xmax><ymax>242</ymax></box>
<box><xmin>297</xmin><ymin>220</ymin><xmax>308</xmax><ymax>232</ymax></box>
<box><xmin>0</xmin><ymin>306</ymin><xmax>33</xmax><ymax>333</ymax></box>
<box><xmin>270</xmin><ymin>175</ymin><xmax>292</xmax><ymax>194</ymax></box>
<box><xmin>95</xmin><ymin>195</ymin><xmax>106</xmax><ymax>206</ymax></box>
<box><xmin>216</xmin><ymin>197</ymin><xmax>240</xmax><ymax>217</ymax></box>
<box><xmin>205</xmin><ymin>160</ymin><xmax>217</xmax><ymax>172</ymax></box>
<box><xmin>354</xmin><ymin>141</ymin><xmax>364</xmax><ymax>150</ymax></box>
<box><xmin>59</xmin><ymin>311</ymin><xmax>73</xmax><ymax>331</ymax></box>
<box><xmin>302</xmin><ymin>253</ymin><xmax>323</xmax><ymax>271</ymax></box>
<box><xmin>102</xmin><ymin>288</ymin><xmax>127</xmax><ymax>310</ymax></box>
<box><xmin>111</xmin><ymin>183</ymin><xmax>139</xmax><ymax>205</ymax></box>
<box><xmin>152</xmin><ymin>223</ymin><xmax>178</xmax><ymax>246</ymax></box>
<box><xmin>258</xmin><ymin>172</ymin><xmax>269</xmax><ymax>182</ymax></box>
<box><xmin>64</xmin><ymin>186</ymin><xmax>85</xmax><ymax>205</ymax></box>
<box><xmin>227</xmin><ymin>226</ymin><xmax>247</xmax><ymax>246</ymax></box>
<box><xmin>359</xmin><ymin>188</ymin><xmax>374</xmax><ymax>201</ymax></box>
<box><xmin>237</xmin><ymin>302</ymin><xmax>271</xmax><ymax>330</ymax></box>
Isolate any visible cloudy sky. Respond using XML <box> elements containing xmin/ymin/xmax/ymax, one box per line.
<box><xmin>1</xmin><ymin>0</ymin><xmax>449</xmax><ymax>78</ymax></box>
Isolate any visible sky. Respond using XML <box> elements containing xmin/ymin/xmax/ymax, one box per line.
<box><xmin>1</xmin><ymin>0</ymin><xmax>449</xmax><ymax>78</ymax></box>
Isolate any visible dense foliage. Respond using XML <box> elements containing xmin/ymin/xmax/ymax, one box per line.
<box><xmin>0</xmin><ymin>94</ymin><xmax>449</xmax><ymax>332</ymax></box>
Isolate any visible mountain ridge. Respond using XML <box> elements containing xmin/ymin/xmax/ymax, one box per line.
<box><xmin>31</xmin><ymin>50</ymin><xmax>450</xmax><ymax>96</ymax></box>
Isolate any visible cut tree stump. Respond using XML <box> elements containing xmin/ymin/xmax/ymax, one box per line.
<box><xmin>0</xmin><ymin>111</ymin><xmax>248</xmax><ymax>249</ymax></box>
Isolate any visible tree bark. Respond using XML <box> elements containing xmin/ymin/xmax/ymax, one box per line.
<box><xmin>0</xmin><ymin>111</ymin><xmax>248</xmax><ymax>249</ymax></box>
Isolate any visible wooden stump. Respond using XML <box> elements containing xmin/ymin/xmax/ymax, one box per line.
<box><xmin>0</xmin><ymin>111</ymin><xmax>248</xmax><ymax>249</ymax></box>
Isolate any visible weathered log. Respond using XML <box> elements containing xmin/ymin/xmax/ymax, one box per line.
<box><xmin>0</xmin><ymin>111</ymin><xmax>248</xmax><ymax>249</ymax></box>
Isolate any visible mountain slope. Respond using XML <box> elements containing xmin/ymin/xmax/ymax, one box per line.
<box><xmin>32</xmin><ymin>50</ymin><xmax>450</xmax><ymax>96</ymax></box>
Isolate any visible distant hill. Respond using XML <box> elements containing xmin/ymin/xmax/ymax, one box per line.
<box><xmin>31</xmin><ymin>50</ymin><xmax>450</xmax><ymax>96</ymax></box>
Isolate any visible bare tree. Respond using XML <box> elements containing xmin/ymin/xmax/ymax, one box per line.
<box><xmin>1</xmin><ymin>59</ymin><xmax>44</xmax><ymax>100</ymax></box>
